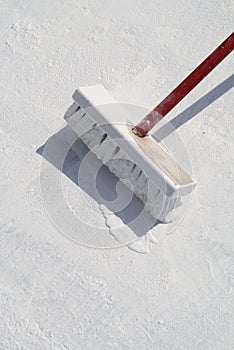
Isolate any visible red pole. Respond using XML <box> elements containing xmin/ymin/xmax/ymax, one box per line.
<box><xmin>133</xmin><ymin>32</ymin><xmax>234</xmax><ymax>137</ymax></box>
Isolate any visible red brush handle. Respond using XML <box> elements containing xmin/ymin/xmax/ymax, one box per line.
<box><xmin>134</xmin><ymin>32</ymin><xmax>234</xmax><ymax>137</ymax></box>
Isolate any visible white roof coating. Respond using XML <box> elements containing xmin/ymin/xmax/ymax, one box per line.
<box><xmin>0</xmin><ymin>0</ymin><xmax>233</xmax><ymax>349</ymax></box>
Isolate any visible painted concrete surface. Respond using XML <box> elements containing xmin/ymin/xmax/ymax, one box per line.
<box><xmin>0</xmin><ymin>0</ymin><xmax>233</xmax><ymax>349</ymax></box>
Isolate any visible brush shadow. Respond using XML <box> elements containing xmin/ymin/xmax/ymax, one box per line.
<box><xmin>153</xmin><ymin>74</ymin><xmax>234</xmax><ymax>141</ymax></box>
<box><xmin>37</xmin><ymin>126</ymin><xmax>161</xmax><ymax>240</ymax></box>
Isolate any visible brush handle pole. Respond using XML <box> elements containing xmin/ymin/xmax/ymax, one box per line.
<box><xmin>134</xmin><ymin>32</ymin><xmax>234</xmax><ymax>137</ymax></box>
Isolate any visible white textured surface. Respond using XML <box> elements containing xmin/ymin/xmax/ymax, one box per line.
<box><xmin>0</xmin><ymin>0</ymin><xmax>234</xmax><ymax>349</ymax></box>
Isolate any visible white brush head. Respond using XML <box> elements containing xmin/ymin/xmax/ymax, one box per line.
<box><xmin>64</xmin><ymin>85</ymin><xmax>196</xmax><ymax>220</ymax></box>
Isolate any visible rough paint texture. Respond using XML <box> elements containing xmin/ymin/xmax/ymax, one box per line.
<box><xmin>0</xmin><ymin>0</ymin><xmax>233</xmax><ymax>349</ymax></box>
